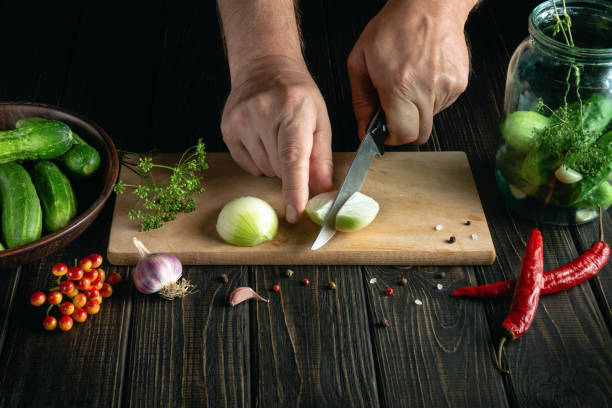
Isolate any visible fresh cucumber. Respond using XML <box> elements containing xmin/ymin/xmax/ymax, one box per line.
<box><xmin>500</xmin><ymin>111</ymin><xmax>550</xmax><ymax>152</ymax></box>
<box><xmin>0</xmin><ymin>121</ymin><xmax>73</xmax><ymax>164</ymax></box>
<box><xmin>0</xmin><ymin>162</ymin><xmax>42</xmax><ymax>248</ymax></box>
<box><xmin>30</xmin><ymin>161</ymin><xmax>77</xmax><ymax>232</ymax></box>
<box><xmin>17</xmin><ymin>117</ymin><xmax>101</xmax><ymax>178</ymax></box>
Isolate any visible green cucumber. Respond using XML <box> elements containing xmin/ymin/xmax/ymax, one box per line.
<box><xmin>500</xmin><ymin>111</ymin><xmax>550</xmax><ymax>152</ymax></box>
<box><xmin>30</xmin><ymin>161</ymin><xmax>78</xmax><ymax>232</ymax></box>
<box><xmin>0</xmin><ymin>121</ymin><xmax>73</xmax><ymax>164</ymax></box>
<box><xmin>520</xmin><ymin>150</ymin><xmax>558</xmax><ymax>186</ymax></box>
<box><xmin>573</xmin><ymin>94</ymin><xmax>612</xmax><ymax>135</ymax></box>
<box><xmin>17</xmin><ymin>117</ymin><xmax>101</xmax><ymax>178</ymax></box>
<box><xmin>0</xmin><ymin>162</ymin><xmax>42</xmax><ymax>248</ymax></box>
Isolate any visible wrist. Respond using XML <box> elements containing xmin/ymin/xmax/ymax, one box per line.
<box><xmin>229</xmin><ymin>54</ymin><xmax>309</xmax><ymax>89</ymax></box>
<box><xmin>386</xmin><ymin>0</ymin><xmax>477</xmax><ymax>28</ymax></box>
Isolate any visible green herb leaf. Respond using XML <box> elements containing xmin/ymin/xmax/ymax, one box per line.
<box><xmin>116</xmin><ymin>139</ymin><xmax>208</xmax><ymax>231</ymax></box>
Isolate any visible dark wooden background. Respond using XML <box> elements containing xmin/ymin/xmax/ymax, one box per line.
<box><xmin>1</xmin><ymin>0</ymin><xmax>612</xmax><ymax>407</ymax></box>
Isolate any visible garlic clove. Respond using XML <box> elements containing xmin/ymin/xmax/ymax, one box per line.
<box><xmin>229</xmin><ymin>286</ymin><xmax>270</xmax><ymax>307</ymax></box>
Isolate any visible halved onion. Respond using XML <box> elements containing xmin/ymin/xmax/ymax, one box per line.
<box><xmin>305</xmin><ymin>190</ymin><xmax>380</xmax><ymax>232</ymax></box>
<box><xmin>216</xmin><ymin>196</ymin><xmax>278</xmax><ymax>246</ymax></box>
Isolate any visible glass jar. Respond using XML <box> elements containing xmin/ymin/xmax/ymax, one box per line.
<box><xmin>495</xmin><ymin>0</ymin><xmax>612</xmax><ymax>225</ymax></box>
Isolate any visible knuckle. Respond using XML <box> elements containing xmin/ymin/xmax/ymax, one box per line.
<box><xmin>346</xmin><ymin>51</ymin><xmax>359</xmax><ymax>74</ymax></box>
<box><xmin>281</xmin><ymin>87</ymin><xmax>306</xmax><ymax>110</ymax></box>
<box><xmin>279</xmin><ymin>144</ymin><xmax>303</xmax><ymax>165</ymax></box>
<box><xmin>251</xmin><ymin>94</ymin><xmax>270</xmax><ymax>117</ymax></box>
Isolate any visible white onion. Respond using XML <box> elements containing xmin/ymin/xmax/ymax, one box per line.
<box><xmin>216</xmin><ymin>196</ymin><xmax>278</xmax><ymax>246</ymax></box>
<box><xmin>305</xmin><ymin>191</ymin><xmax>380</xmax><ymax>232</ymax></box>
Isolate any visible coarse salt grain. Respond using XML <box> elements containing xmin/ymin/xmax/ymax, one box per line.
<box><xmin>471</xmin><ymin>233</ymin><xmax>478</xmax><ymax>240</ymax></box>
<box><xmin>436</xmin><ymin>283</ymin><xmax>443</xmax><ymax>290</ymax></box>
<box><xmin>435</xmin><ymin>224</ymin><xmax>443</xmax><ymax>231</ymax></box>
<box><xmin>369</xmin><ymin>278</ymin><xmax>377</xmax><ymax>284</ymax></box>
<box><xmin>414</xmin><ymin>299</ymin><xmax>423</xmax><ymax>305</ymax></box>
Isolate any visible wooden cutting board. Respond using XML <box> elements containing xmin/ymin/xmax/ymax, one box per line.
<box><xmin>107</xmin><ymin>152</ymin><xmax>495</xmax><ymax>265</ymax></box>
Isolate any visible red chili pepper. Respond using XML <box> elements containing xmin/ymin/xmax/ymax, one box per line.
<box><xmin>451</xmin><ymin>241</ymin><xmax>609</xmax><ymax>298</ymax></box>
<box><xmin>453</xmin><ymin>210</ymin><xmax>609</xmax><ymax>298</ymax></box>
<box><xmin>497</xmin><ymin>229</ymin><xmax>544</xmax><ymax>374</ymax></box>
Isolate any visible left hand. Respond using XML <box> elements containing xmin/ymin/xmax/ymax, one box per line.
<box><xmin>347</xmin><ymin>0</ymin><xmax>474</xmax><ymax>145</ymax></box>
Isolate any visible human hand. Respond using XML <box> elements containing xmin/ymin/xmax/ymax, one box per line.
<box><xmin>221</xmin><ymin>56</ymin><xmax>333</xmax><ymax>223</ymax></box>
<box><xmin>347</xmin><ymin>0</ymin><xmax>475</xmax><ymax>145</ymax></box>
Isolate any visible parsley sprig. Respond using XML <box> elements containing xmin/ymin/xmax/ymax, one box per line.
<box><xmin>114</xmin><ymin>139</ymin><xmax>208</xmax><ymax>231</ymax></box>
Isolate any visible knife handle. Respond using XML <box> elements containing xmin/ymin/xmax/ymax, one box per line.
<box><xmin>365</xmin><ymin>107</ymin><xmax>388</xmax><ymax>156</ymax></box>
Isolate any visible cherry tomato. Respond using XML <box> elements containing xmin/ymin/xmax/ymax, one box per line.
<box><xmin>272</xmin><ymin>284</ymin><xmax>280</xmax><ymax>292</ymax></box>
<box><xmin>100</xmin><ymin>283</ymin><xmax>113</xmax><ymax>298</ymax></box>
<box><xmin>59</xmin><ymin>280</ymin><xmax>75</xmax><ymax>295</ymax></box>
<box><xmin>73</xmin><ymin>308</ymin><xmax>88</xmax><ymax>323</ymax></box>
<box><xmin>84</xmin><ymin>300</ymin><xmax>100</xmax><ymax>315</ymax></box>
<box><xmin>385</xmin><ymin>287</ymin><xmax>394</xmax><ymax>296</ymax></box>
<box><xmin>51</xmin><ymin>263</ymin><xmax>68</xmax><ymax>277</ymax></box>
<box><xmin>89</xmin><ymin>253</ymin><xmax>103</xmax><ymax>268</ymax></box>
<box><xmin>77</xmin><ymin>277</ymin><xmax>92</xmax><ymax>291</ymax></box>
<box><xmin>59</xmin><ymin>301</ymin><xmax>75</xmax><ymax>315</ymax></box>
<box><xmin>107</xmin><ymin>273</ymin><xmax>122</xmax><ymax>286</ymax></box>
<box><xmin>84</xmin><ymin>288</ymin><xmax>99</xmax><ymax>299</ymax></box>
<box><xmin>58</xmin><ymin>315</ymin><xmax>74</xmax><ymax>331</ymax></box>
<box><xmin>97</xmin><ymin>269</ymin><xmax>106</xmax><ymax>282</ymax></box>
<box><xmin>94</xmin><ymin>295</ymin><xmax>103</xmax><ymax>305</ymax></box>
<box><xmin>67</xmin><ymin>266</ymin><xmax>84</xmax><ymax>281</ymax></box>
<box><xmin>47</xmin><ymin>291</ymin><xmax>63</xmax><ymax>305</ymax></box>
<box><xmin>73</xmin><ymin>293</ymin><xmax>87</xmax><ymax>308</ymax></box>
<box><xmin>67</xmin><ymin>288</ymin><xmax>80</xmax><ymax>298</ymax></box>
<box><xmin>84</xmin><ymin>270</ymin><xmax>98</xmax><ymax>282</ymax></box>
<box><xmin>302</xmin><ymin>278</ymin><xmax>310</xmax><ymax>286</ymax></box>
<box><xmin>92</xmin><ymin>278</ymin><xmax>103</xmax><ymax>290</ymax></box>
<box><xmin>30</xmin><ymin>291</ymin><xmax>46</xmax><ymax>307</ymax></box>
<box><xmin>43</xmin><ymin>316</ymin><xmax>57</xmax><ymax>331</ymax></box>
<box><xmin>78</xmin><ymin>257</ymin><xmax>93</xmax><ymax>272</ymax></box>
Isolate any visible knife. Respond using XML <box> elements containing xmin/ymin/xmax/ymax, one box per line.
<box><xmin>311</xmin><ymin>107</ymin><xmax>388</xmax><ymax>250</ymax></box>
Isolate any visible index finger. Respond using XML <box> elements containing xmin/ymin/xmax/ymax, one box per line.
<box><xmin>277</xmin><ymin>120</ymin><xmax>313</xmax><ymax>223</ymax></box>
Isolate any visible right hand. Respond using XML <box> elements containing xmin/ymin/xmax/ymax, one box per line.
<box><xmin>221</xmin><ymin>56</ymin><xmax>334</xmax><ymax>223</ymax></box>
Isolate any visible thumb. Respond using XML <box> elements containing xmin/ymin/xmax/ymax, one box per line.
<box><xmin>277</xmin><ymin>121</ymin><xmax>313</xmax><ymax>224</ymax></box>
<box><xmin>347</xmin><ymin>51</ymin><xmax>379</xmax><ymax>140</ymax></box>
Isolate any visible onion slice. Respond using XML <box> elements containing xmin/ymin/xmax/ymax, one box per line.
<box><xmin>305</xmin><ymin>190</ymin><xmax>380</xmax><ymax>232</ymax></box>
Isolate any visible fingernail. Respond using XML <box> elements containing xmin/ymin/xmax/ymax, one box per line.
<box><xmin>286</xmin><ymin>205</ymin><xmax>298</xmax><ymax>223</ymax></box>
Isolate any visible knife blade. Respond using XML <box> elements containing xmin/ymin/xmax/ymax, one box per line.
<box><xmin>311</xmin><ymin>107</ymin><xmax>388</xmax><ymax>250</ymax></box>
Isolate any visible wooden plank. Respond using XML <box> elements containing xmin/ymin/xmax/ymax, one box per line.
<box><xmin>0</xmin><ymin>0</ymin><xmax>84</xmax><ymax>104</ymax></box>
<box><xmin>0</xmin><ymin>267</ymin><xmax>20</xmax><ymax>360</ymax></box>
<box><xmin>572</xmin><ymin>213</ymin><xmax>612</xmax><ymax>334</ymax></box>
<box><xmin>253</xmin><ymin>265</ymin><xmax>379</xmax><ymax>407</ymax></box>
<box><xmin>438</xmin><ymin>2</ymin><xmax>612</xmax><ymax>405</ymax></box>
<box><xmin>363</xmin><ymin>265</ymin><xmax>509</xmax><ymax>407</ymax></box>
<box><xmin>0</xmin><ymin>205</ymin><xmax>132</xmax><ymax>407</ymax></box>
<box><xmin>146</xmin><ymin>0</ymin><xmax>230</xmax><ymax>153</ymax></box>
<box><xmin>108</xmin><ymin>152</ymin><xmax>495</xmax><ymax>266</ymax></box>
<box><xmin>60</xmin><ymin>0</ymin><xmax>165</xmax><ymax>152</ymax></box>
<box><xmin>123</xmin><ymin>266</ymin><xmax>250</xmax><ymax>407</ymax></box>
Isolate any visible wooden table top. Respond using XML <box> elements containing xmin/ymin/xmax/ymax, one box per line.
<box><xmin>1</xmin><ymin>0</ymin><xmax>611</xmax><ymax>407</ymax></box>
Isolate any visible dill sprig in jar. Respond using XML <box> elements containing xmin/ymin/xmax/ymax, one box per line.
<box><xmin>495</xmin><ymin>0</ymin><xmax>612</xmax><ymax>225</ymax></box>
